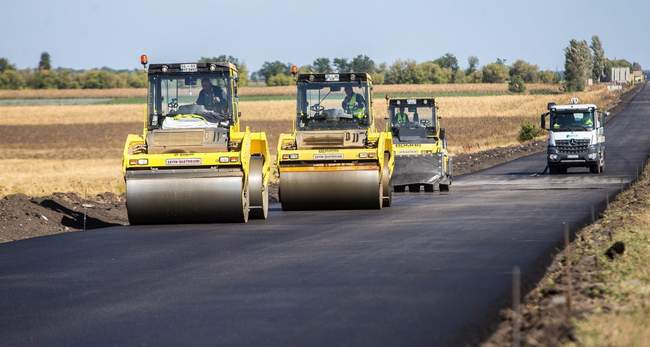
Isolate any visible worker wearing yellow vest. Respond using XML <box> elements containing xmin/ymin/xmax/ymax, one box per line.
<box><xmin>342</xmin><ymin>85</ymin><xmax>367</xmax><ymax>120</ymax></box>
<box><xmin>394</xmin><ymin>107</ymin><xmax>409</xmax><ymax>125</ymax></box>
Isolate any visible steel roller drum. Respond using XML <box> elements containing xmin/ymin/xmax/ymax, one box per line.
<box><xmin>391</xmin><ymin>154</ymin><xmax>443</xmax><ymax>186</ymax></box>
<box><xmin>126</xmin><ymin>168</ymin><xmax>248</xmax><ymax>224</ymax></box>
<box><xmin>279</xmin><ymin>166</ymin><xmax>382</xmax><ymax>210</ymax></box>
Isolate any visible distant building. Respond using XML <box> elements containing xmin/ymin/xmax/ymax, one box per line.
<box><xmin>632</xmin><ymin>70</ymin><xmax>645</xmax><ymax>83</ymax></box>
<box><xmin>611</xmin><ymin>67</ymin><xmax>630</xmax><ymax>84</ymax></box>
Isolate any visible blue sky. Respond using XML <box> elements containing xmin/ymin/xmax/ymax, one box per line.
<box><xmin>2</xmin><ymin>0</ymin><xmax>648</xmax><ymax>72</ymax></box>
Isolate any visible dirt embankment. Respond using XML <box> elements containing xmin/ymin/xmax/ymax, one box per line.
<box><xmin>482</xmin><ymin>162</ymin><xmax>650</xmax><ymax>347</ymax></box>
<box><xmin>0</xmin><ymin>193</ymin><xmax>126</xmax><ymax>243</ymax></box>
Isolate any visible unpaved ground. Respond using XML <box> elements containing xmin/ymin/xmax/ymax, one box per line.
<box><xmin>0</xmin><ymin>193</ymin><xmax>126</xmax><ymax>243</ymax></box>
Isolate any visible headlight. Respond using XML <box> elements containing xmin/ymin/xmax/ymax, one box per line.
<box><xmin>588</xmin><ymin>153</ymin><xmax>597</xmax><ymax>160</ymax></box>
<box><xmin>219</xmin><ymin>156</ymin><xmax>230</xmax><ymax>163</ymax></box>
<box><xmin>549</xmin><ymin>154</ymin><xmax>559</xmax><ymax>160</ymax></box>
<box><xmin>129</xmin><ymin>158</ymin><xmax>148</xmax><ymax>165</ymax></box>
<box><xmin>282</xmin><ymin>153</ymin><xmax>299</xmax><ymax>160</ymax></box>
<box><xmin>358</xmin><ymin>153</ymin><xmax>368</xmax><ymax>158</ymax></box>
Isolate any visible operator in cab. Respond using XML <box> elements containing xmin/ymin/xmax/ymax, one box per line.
<box><xmin>342</xmin><ymin>85</ymin><xmax>367</xmax><ymax>120</ymax></box>
<box><xmin>394</xmin><ymin>107</ymin><xmax>410</xmax><ymax>125</ymax></box>
<box><xmin>197</xmin><ymin>79</ymin><xmax>227</xmax><ymax>113</ymax></box>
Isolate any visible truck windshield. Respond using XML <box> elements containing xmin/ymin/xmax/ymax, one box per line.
<box><xmin>296</xmin><ymin>81</ymin><xmax>370</xmax><ymax>130</ymax></box>
<box><xmin>390</xmin><ymin>105</ymin><xmax>435</xmax><ymax>129</ymax></box>
<box><xmin>550</xmin><ymin>111</ymin><xmax>594</xmax><ymax>131</ymax></box>
<box><xmin>148</xmin><ymin>72</ymin><xmax>231</xmax><ymax>129</ymax></box>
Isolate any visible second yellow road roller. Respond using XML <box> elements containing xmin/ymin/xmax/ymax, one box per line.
<box><xmin>122</xmin><ymin>57</ymin><xmax>270</xmax><ymax>224</ymax></box>
<box><xmin>276</xmin><ymin>72</ymin><xmax>394</xmax><ymax>210</ymax></box>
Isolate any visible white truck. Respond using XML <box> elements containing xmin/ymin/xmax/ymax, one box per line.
<box><xmin>541</xmin><ymin>98</ymin><xmax>607</xmax><ymax>174</ymax></box>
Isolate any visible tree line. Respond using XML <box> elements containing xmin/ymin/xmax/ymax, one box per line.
<box><xmin>252</xmin><ymin>54</ymin><xmax>561</xmax><ymax>88</ymax></box>
<box><xmin>0</xmin><ymin>53</ymin><xmax>147</xmax><ymax>90</ymax></box>
<box><xmin>564</xmin><ymin>35</ymin><xmax>643</xmax><ymax>91</ymax></box>
<box><xmin>0</xmin><ymin>37</ymin><xmax>642</xmax><ymax>90</ymax></box>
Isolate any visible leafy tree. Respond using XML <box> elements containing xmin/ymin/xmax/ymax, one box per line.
<box><xmin>54</xmin><ymin>69</ymin><xmax>81</xmax><ymax>89</ymax></box>
<box><xmin>257</xmin><ymin>61</ymin><xmax>290</xmax><ymax>84</ymax></box>
<box><xmin>38</xmin><ymin>52</ymin><xmax>51</xmax><ymax>71</ymax></box>
<box><xmin>466</xmin><ymin>56</ymin><xmax>479</xmax><ymax>74</ymax></box>
<box><xmin>416</xmin><ymin>62</ymin><xmax>452</xmax><ymax>84</ymax></box>
<box><xmin>370</xmin><ymin>72</ymin><xmax>384</xmax><ymax>84</ymax></box>
<box><xmin>590</xmin><ymin>35</ymin><xmax>605</xmax><ymax>82</ymax></box>
<box><xmin>466</xmin><ymin>70</ymin><xmax>483</xmax><ymax>83</ymax></box>
<box><xmin>266</xmin><ymin>73</ymin><xmax>294</xmax><ymax>86</ymax></box>
<box><xmin>349</xmin><ymin>54</ymin><xmax>376</xmax><ymax>73</ymax></box>
<box><xmin>509</xmin><ymin>59</ymin><xmax>539</xmax><ymax>83</ymax></box>
<box><xmin>564</xmin><ymin>39</ymin><xmax>592</xmax><ymax>91</ymax></box>
<box><xmin>0</xmin><ymin>70</ymin><xmax>26</xmax><ymax>89</ymax></box>
<box><xmin>538</xmin><ymin>70</ymin><xmax>559</xmax><ymax>84</ymax></box>
<box><xmin>384</xmin><ymin>59</ymin><xmax>420</xmax><ymax>84</ymax></box>
<box><xmin>312</xmin><ymin>58</ymin><xmax>331</xmax><ymax>73</ymax></box>
<box><xmin>453</xmin><ymin>69</ymin><xmax>466</xmax><ymax>83</ymax></box>
<box><xmin>518</xmin><ymin>121</ymin><xmax>542</xmax><ymax>142</ymax></box>
<box><xmin>433</xmin><ymin>53</ymin><xmax>459</xmax><ymax>72</ymax></box>
<box><xmin>199</xmin><ymin>55</ymin><xmax>249</xmax><ymax>86</ymax></box>
<box><xmin>126</xmin><ymin>72</ymin><xmax>147</xmax><ymax>88</ymax></box>
<box><xmin>508</xmin><ymin>75</ymin><xmax>526</xmax><ymax>93</ymax></box>
<box><xmin>0</xmin><ymin>58</ymin><xmax>15</xmax><ymax>73</ymax></box>
<box><xmin>482</xmin><ymin>62</ymin><xmax>509</xmax><ymax>83</ymax></box>
<box><xmin>333</xmin><ymin>58</ymin><xmax>350</xmax><ymax>73</ymax></box>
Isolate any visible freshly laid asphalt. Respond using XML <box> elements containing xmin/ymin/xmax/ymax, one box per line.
<box><xmin>1</xmin><ymin>84</ymin><xmax>648</xmax><ymax>346</ymax></box>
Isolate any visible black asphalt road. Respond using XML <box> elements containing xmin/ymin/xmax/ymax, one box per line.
<box><xmin>1</xmin><ymin>84</ymin><xmax>649</xmax><ymax>346</ymax></box>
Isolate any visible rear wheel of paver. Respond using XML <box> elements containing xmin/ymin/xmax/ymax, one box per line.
<box><xmin>424</xmin><ymin>184</ymin><xmax>435</xmax><ymax>193</ymax></box>
<box><xmin>439</xmin><ymin>183</ymin><xmax>450</xmax><ymax>192</ymax></box>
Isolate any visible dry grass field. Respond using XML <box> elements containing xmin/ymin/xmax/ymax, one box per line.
<box><xmin>0</xmin><ymin>85</ymin><xmax>623</xmax><ymax>196</ymax></box>
<box><xmin>0</xmin><ymin>83</ymin><xmax>561</xmax><ymax>99</ymax></box>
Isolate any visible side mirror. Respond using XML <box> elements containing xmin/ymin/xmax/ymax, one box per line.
<box><xmin>540</xmin><ymin>112</ymin><xmax>549</xmax><ymax>130</ymax></box>
<box><xmin>439</xmin><ymin>128</ymin><xmax>446</xmax><ymax>141</ymax></box>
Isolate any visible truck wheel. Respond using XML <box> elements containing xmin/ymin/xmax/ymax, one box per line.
<box><xmin>394</xmin><ymin>185</ymin><xmax>405</xmax><ymax>193</ymax></box>
<box><xmin>589</xmin><ymin>163</ymin><xmax>602</xmax><ymax>174</ymax></box>
<box><xmin>424</xmin><ymin>184</ymin><xmax>435</xmax><ymax>193</ymax></box>
<box><xmin>409</xmin><ymin>184</ymin><xmax>421</xmax><ymax>192</ymax></box>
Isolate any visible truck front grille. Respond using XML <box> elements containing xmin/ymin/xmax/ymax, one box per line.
<box><xmin>556</xmin><ymin>139</ymin><xmax>590</xmax><ymax>154</ymax></box>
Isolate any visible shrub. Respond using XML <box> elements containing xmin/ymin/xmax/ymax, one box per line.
<box><xmin>518</xmin><ymin>121</ymin><xmax>542</xmax><ymax>142</ymax></box>
<box><xmin>482</xmin><ymin>63</ymin><xmax>509</xmax><ymax>83</ymax></box>
<box><xmin>508</xmin><ymin>75</ymin><xmax>526</xmax><ymax>93</ymax></box>
<box><xmin>0</xmin><ymin>70</ymin><xmax>26</xmax><ymax>89</ymax></box>
<box><xmin>266</xmin><ymin>73</ymin><xmax>294</xmax><ymax>86</ymax></box>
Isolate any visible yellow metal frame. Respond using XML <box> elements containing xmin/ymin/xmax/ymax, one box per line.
<box><xmin>276</xmin><ymin>73</ymin><xmax>394</xmax><ymax>176</ymax></box>
<box><xmin>122</xmin><ymin>64</ymin><xmax>271</xmax><ymax>187</ymax></box>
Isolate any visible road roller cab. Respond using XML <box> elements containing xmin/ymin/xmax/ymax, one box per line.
<box><xmin>276</xmin><ymin>72</ymin><xmax>394</xmax><ymax>210</ymax></box>
<box><xmin>388</xmin><ymin>97</ymin><xmax>452</xmax><ymax>193</ymax></box>
<box><xmin>122</xmin><ymin>59</ymin><xmax>270</xmax><ymax>224</ymax></box>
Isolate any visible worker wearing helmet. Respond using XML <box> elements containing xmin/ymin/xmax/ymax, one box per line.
<box><xmin>581</xmin><ymin>114</ymin><xmax>594</xmax><ymax>127</ymax></box>
<box><xmin>342</xmin><ymin>85</ymin><xmax>367</xmax><ymax>120</ymax></box>
<box><xmin>394</xmin><ymin>107</ymin><xmax>409</xmax><ymax>125</ymax></box>
<box><xmin>197</xmin><ymin>79</ymin><xmax>227</xmax><ymax>113</ymax></box>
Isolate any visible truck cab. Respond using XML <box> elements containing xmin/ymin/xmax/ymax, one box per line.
<box><xmin>541</xmin><ymin>99</ymin><xmax>606</xmax><ymax>174</ymax></box>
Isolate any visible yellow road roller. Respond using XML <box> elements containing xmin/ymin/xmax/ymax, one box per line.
<box><xmin>388</xmin><ymin>97</ymin><xmax>452</xmax><ymax>193</ymax></box>
<box><xmin>122</xmin><ymin>57</ymin><xmax>270</xmax><ymax>224</ymax></box>
<box><xmin>276</xmin><ymin>72</ymin><xmax>394</xmax><ymax>210</ymax></box>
